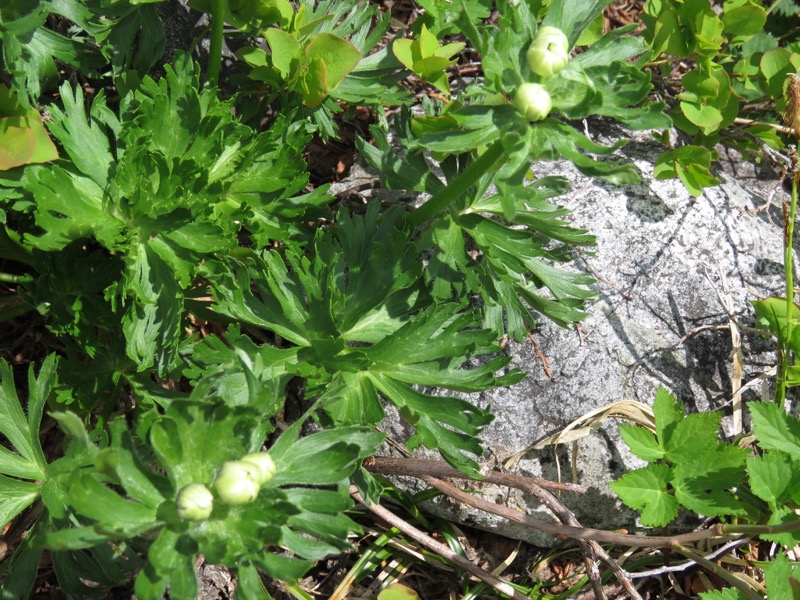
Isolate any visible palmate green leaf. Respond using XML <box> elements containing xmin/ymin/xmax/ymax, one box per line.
<box><xmin>67</xmin><ymin>471</ymin><xmax>160</xmax><ymax>538</ymax></box>
<box><xmin>370</xmin><ymin>372</ymin><xmax>492</xmax><ymax>474</ymax></box>
<box><xmin>652</xmin><ymin>386</ymin><xmax>683</xmax><ymax>446</ymax></box>
<box><xmin>122</xmin><ymin>242</ymin><xmax>183</xmax><ymax>373</ymax></box>
<box><xmin>662</xmin><ymin>411</ymin><xmax>722</xmax><ymax>462</ymax></box>
<box><xmin>282</xmin><ymin>488</ymin><xmax>360</xmax><ymax>559</ymax></box>
<box><xmin>619</xmin><ymin>424</ymin><xmax>663</xmax><ymax>462</ymax></box>
<box><xmin>672</xmin><ymin>479</ymin><xmax>747</xmax><ymax>519</ymax></box>
<box><xmin>270</xmin><ymin>426</ymin><xmax>384</xmax><ymax>487</ymax></box>
<box><xmin>764</xmin><ymin>552</ymin><xmax>800</xmax><ymax>600</ymax></box>
<box><xmin>25</xmin><ymin>166</ymin><xmax>123</xmax><ymax>251</ymax></box>
<box><xmin>148</xmin><ymin>401</ymin><xmax>268</xmax><ymax>490</ymax></box>
<box><xmin>182</xmin><ymin>324</ymin><xmax>297</xmax><ymax>416</ymax></box>
<box><xmin>749</xmin><ymin>402</ymin><xmax>800</xmax><ymax>461</ymax></box>
<box><xmin>95</xmin><ymin>418</ymin><xmax>171</xmax><ymax>508</ymax></box>
<box><xmin>747</xmin><ymin>451</ymin><xmax>800</xmax><ymax>507</ymax></box>
<box><xmin>452</xmin><ymin>210</ymin><xmax>595</xmax><ymax>335</ymax></box>
<box><xmin>542</xmin><ymin>0</ymin><xmax>612</xmax><ymax>47</ymax></box>
<box><xmin>609</xmin><ymin>464</ymin><xmax>679</xmax><ymax>527</ymax></box>
<box><xmin>18</xmin><ymin>53</ymin><xmax>326</xmax><ymax>374</ymax></box>
<box><xmin>141</xmin><ymin>529</ymin><xmax>197</xmax><ymax>600</ymax></box>
<box><xmin>759</xmin><ymin>505</ymin><xmax>800</xmax><ymax>546</ymax></box>
<box><xmin>45</xmin><ymin>84</ymin><xmax>115</xmax><ymax>188</ymax></box>
<box><xmin>0</xmin><ymin>356</ymin><xmax>53</xmax><ymax>481</ymax></box>
<box><xmin>208</xmin><ymin>207</ymin><xmax>517</xmax><ymax>472</ymax></box>
<box><xmin>0</xmin><ymin>476</ymin><xmax>42</xmax><ymax>530</ymax></box>
<box><xmin>356</xmin><ymin>113</ymin><xmax>446</xmax><ymax>195</ymax></box>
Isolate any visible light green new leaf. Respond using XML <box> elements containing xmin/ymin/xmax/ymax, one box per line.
<box><xmin>610</xmin><ymin>464</ymin><xmax>679</xmax><ymax>527</ymax></box>
<box><xmin>303</xmin><ymin>33</ymin><xmax>361</xmax><ymax>106</ymax></box>
<box><xmin>750</xmin><ymin>402</ymin><xmax>800</xmax><ymax>461</ymax></box>
<box><xmin>751</xmin><ymin>297</ymin><xmax>800</xmax><ymax>352</ymax></box>
<box><xmin>265</xmin><ymin>28</ymin><xmax>301</xmax><ymax>78</ymax></box>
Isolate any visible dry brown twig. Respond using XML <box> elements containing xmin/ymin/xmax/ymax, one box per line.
<box><xmin>349</xmin><ymin>486</ymin><xmax>529</xmax><ymax>600</ymax></box>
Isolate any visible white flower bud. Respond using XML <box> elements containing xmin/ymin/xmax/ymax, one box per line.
<box><xmin>526</xmin><ymin>26</ymin><xmax>570</xmax><ymax>78</ymax></box>
<box><xmin>513</xmin><ymin>83</ymin><xmax>553</xmax><ymax>122</ymax></box>
<box><xmin>175</xmin><ymin>483</ymin><xmax>214</xmax><ymax>521</ymax></box>
<box><xmin>240</xmin><ymin>452</ymin><xmax>278</xmax><ymax>485</ymax></box>
<box><xmin>214</xmin><ymin>460</ymin><xmax>261</xmax><ymax>505</ymax></box>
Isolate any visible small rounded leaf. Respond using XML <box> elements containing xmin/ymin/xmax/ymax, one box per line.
<box><xmin>214</xmin><ymin>460</ymin><xmax>262</xmax><ymax>505</ymax></box>
<box><xmin>241</xmin><ymin>452</ymin><xmax>278</xmax><ymax>485</ymax></box>
<box><xmin>513</xmin><ymin>83</ymin><xmax>552</xmax><ymax>122</ymax></box>
<box><xmin>175</xmin><ymin>483</ymin><xmax>214</xmax><ymax>521</ymax></box>
<box><xmin>526</xmin><ymin>26</ymin><xmax>570</xmax><ymax>78</ymax></box>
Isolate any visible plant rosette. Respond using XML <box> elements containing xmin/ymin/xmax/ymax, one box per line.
<box><xmin>175</xmin><ymin>483</ymin><xmax>214</xmax><ymax>521</ymax></box>
<box><xmin>213</xmin><ymin>460</ymin><xmax>263</xmax><ymax>505</ymax></box>
<box><xmin>513</xmin><ymin>83</ymin><xmax>553</xmax><ymax>121</ymax></box>
<box><xmin>526</xmin><ymin>26</ymin><xmax>570</xmax><ymax>79</ymax></box>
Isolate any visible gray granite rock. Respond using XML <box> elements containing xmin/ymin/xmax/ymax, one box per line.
<box><xmin>375</xmin><ymin>123</ymin><xmax>791</xmax><ymax>546</ymax></box>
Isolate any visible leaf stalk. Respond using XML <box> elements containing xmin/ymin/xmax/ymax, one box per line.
<box><xmin>207</xmin><ymin>0</ymin><xmax>227</xmax><ymax>87</ymax></box>
<box><xmin>404</xmin><ymin>140</ymin><xmax>506</xmax><ymax>228</ymax></box>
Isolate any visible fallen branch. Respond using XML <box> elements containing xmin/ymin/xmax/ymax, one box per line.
<box><xmin>417</xmin><ymin>476</ymin><xmax>800</xmax><ymax>548</ymax></box>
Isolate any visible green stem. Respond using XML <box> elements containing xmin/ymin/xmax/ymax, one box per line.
<box><xmin>777</xmin><ymin>162</ymin><xmax>799</xmax><ymax>403</ymax></box>
<box><xmin>404</xmin><ymin>140</ymin><xmax>506</xmax><ymax>229</ymax></box>
<box><xmin>672</xmin><ymin>543</ymin><xmax>762</xmax><ymax>600</ymax></box>
<box><xmin>206</xmin><ymin>0</ymin><xmax>227</xmax><ymax>87</ymax></box>
<box><xmin>0</xmin><ymin>272</ymin><xmax>33</xmax><ymax>283</ymax></box>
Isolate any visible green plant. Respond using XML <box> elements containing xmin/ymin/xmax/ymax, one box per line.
<box><xmin>612</xmin><ymin>386</ymin><xmax>800</xmax><ymax>598</ymax></box>
<box><xmin>2</xmin><ymin>0</ymin><xmax>800</xmax><ymax>596</ymax></box>
<box><xmin>642</xmin><ymin>0</ymin><xmax>800</xmax><ymax>195</ymax></box>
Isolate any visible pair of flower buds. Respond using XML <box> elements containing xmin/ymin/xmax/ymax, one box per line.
<box><xmin>174</xmin><ymin>452</ymin><xmax>278</xmax><ymax>521</ymax></box>
<box><xmin>513</xmin><ymin>26</ymin><xmax>570</xmax><ymax>122</ymax></box>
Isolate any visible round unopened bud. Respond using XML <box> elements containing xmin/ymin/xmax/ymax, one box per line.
<box><xmin>526</xmin><ymin>26</ymin><xmax>570</xmax><ymax>78</ymax></box>
<box><xmin>513</xmin><ymin>83</ymin><xmax>553</xmax><ymax>122</ymax></box>
<box><xmin>175</xmin><ymin>483</ymin><xmax>214</xmax><ymax>521</ymax></box>
<box><xmin>214</xmin><ymin>460</ymin><xmax>261</xmax><ymax>505</ymax></box>
<box><xmin>240</xmin><ymin>452</ymin><xmax>277</xmax><ymax>485</ymax></box>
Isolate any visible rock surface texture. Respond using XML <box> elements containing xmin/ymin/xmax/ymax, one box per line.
<box><xmin>373</xmin><ymin>123</ymin><xmax>791</xmax><ymax>546</ymax></box>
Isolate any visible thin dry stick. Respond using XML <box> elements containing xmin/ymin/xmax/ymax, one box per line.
<box><xmin>525</xmin><ymin>326</ymin><xmax>553</xmax><ymax>378</ymax></box>
<box><xmin>365</xmin><ymin>456</ymin><xmax>587</xmax><ymax>494</ymax></box>
<box><xmin>418</xmin><ymin>476</ymin><xmax>743</xmax><ymax>548</ymax></box>
<box><xmin>734</xmin><ymin>117</ymin><xmax>796</xmax><ymax>136</ymax></box>
<box><xmin>704</xmin><ymin>264</ymin><xmax>744</xmax><ymax>434</ymax></box>
<box><xmin>507</xmin><ymin>475</ymin><xmax>642</xmax><ymax>600</ymax></box>
<box><xmin>349</xmin><ymin>487</ymin><xmax>529</xmax><ymax>600</ymax></box>
<box><xmin>627</xmin><ymin>538</ymin><xmax>750</xmax><ymax>579</ymax></box>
